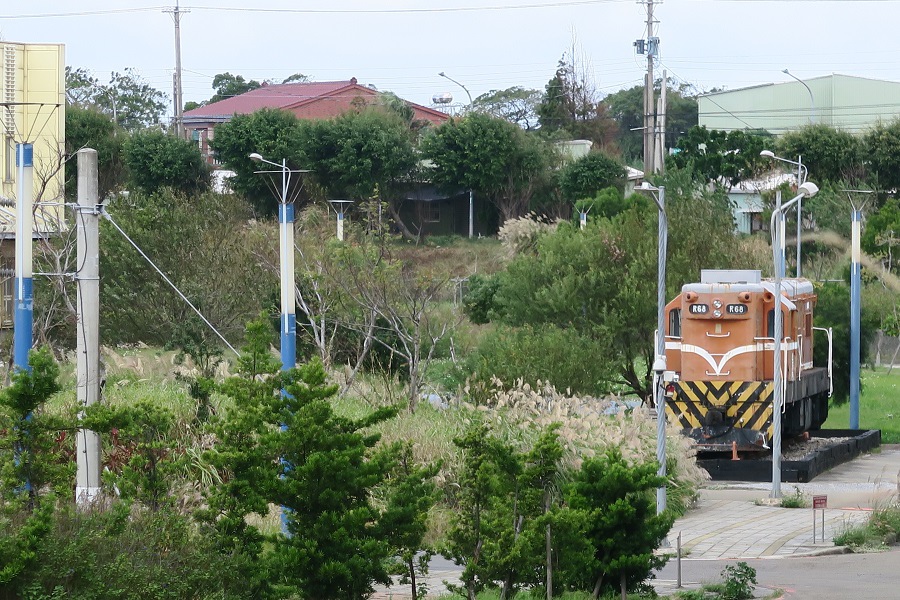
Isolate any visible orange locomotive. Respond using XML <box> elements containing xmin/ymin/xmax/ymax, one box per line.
<box><xmin>663</xmin><ymin>270</ymin><xmax>832</xmax><ymax>451</ymax></box>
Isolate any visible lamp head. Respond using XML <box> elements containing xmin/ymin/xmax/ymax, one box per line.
<box><xmin>248</xmin><ymin>152</ymin><xmax>263</xmax><ymax>162</ymax></box>
<box><xmin>782</xmin><ymin>68</ymin><xmax>790</xmax><ymax>75</ymax></box>
<box><xmin>760</xmin><ymin>150</ymin><xmax>775</xmax><ymax>158</ymax></box>
<box><xmin>798</xmin><ymin>181</ymin><xmax>819</xmax><ymax>198</ymax></box>
<box><xmin>438</xmin><ymin>71</ymin><xmax>446</xmax><ymax>77</ymax></box>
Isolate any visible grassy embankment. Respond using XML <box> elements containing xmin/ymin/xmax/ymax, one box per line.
<box><xmin>823</xmin><ymin>367</ymin><xmax>900</xmax><ymax>443</ymax></box>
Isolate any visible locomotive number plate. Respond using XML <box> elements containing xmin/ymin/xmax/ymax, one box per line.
<box><xmin>688</xmin><ymin>304</ymin><xmax>709</xmax><ymax>315</ymax></box>
<box><xmin>726</xmin><ymin>304</ymin><xmax>748</xmax><ymax>315</ymax></box>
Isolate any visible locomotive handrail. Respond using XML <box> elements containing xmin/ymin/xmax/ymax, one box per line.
<box><xmin>812</xmin><ymin>326</ymin><xmax>834</xmax><ymax>397</ymax></box>
<box><xmin>706</xmin><ymin>370</ymin><xmax>730</xmax><ymax>376</ymax></box>
<box><xmin>705</xmin><ymin>332</ymin><xmax>731</xmax><ymax>338</ymax></box>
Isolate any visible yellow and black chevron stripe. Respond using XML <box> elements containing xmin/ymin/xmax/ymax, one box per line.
<box><xmin>666</xmin><ymin>381</ymin><xmax>775</xmax><ymax>438</ymax></box>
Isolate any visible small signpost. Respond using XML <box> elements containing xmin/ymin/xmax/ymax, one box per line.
<box><xmin>812</xmin><ymin>495</ymin><xmax>827</xmax><ymax>542</ymax></box>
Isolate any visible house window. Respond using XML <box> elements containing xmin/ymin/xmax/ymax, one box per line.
<box><xmin>423</xmin><ymin>202</ymin><xmax>440</xmax><ymax>223</ymax></box>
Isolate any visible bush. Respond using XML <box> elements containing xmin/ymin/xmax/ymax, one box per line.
<box><xmin>462</xmin><ymin>273</ymin><xmax>500</xmax><ymax>325</ymax></box>
<box><xmin>123</xmin><ymin>129</ymin><xmax>210</xmax><ymax>195</ymax></box>
<box><xmin>3</xmin><ymin>502</ymin><xmax>252</xmax><ymax>600</ymax></box>
<box><xmin>465</xmin><ymin>324</ymin><xmax>613</xmax><ymax>397</ymax></box>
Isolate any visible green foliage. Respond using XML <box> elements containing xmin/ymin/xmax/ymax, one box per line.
<box><xmin>1</xmin><ymin>502</ymin><xmax>253</xmax><ymax>600</ymax></box>
<box><xmin>422</xmin><ymin>112</ymin><xmax>552</xmax><ymax>222</ymax></box>
<box><xmin>82</xmin><ymin>402</ymin><xmax>177</xmax><ymax>511</ymax></box>
<box><xmin>465</xmin><ymin>324</ymin><xmax>614</xmax><ymax>396</ymax></box>
<box><xmin>122</xmin><ymin>129</ymin><xmax>210</xmax><ymax>195</ymax></box>
<box><xmin>779</xmin><ymin>486</ymin><xmax>806</xmax><ymax>508</ymax></box>
<box><xmin>293</xmin><ymin>109</ymin><xmax>418</xmax><ymax>200</ymax></box>
<box><xmin>64</xmin><ymin>105</ymin><xmax>126</xmax><ymax>200</ymax></box>
<box><xmin>670</xmin><ymin>126</ymin><xmax>772</xmax><ymax>185</ymax></box>
<box><xmin>66</xmin><ymin>67</ymin><xmax>168</xmax><ymax>131</ymax></box>
<box><xmin>719</xmin><ymin>562</ymin><xmax>757</xmax><ymax>600</ymax></box>
<box><xmin>0</xmin><ymin>496</ymin><xmax>55</xmax><ymax>589</ymax></box>
<box><xmin>777</xmin><ymin>124</ymin><xmax>863</xmax><ymax>184</ymax></box>
<box><xmin>566</xmin><ymin>449</ymin><xmax>672</xmax><ymax>597</ymax></box>
<box><xmin>209</xmin><ymin>72</ymin><xmax>262</xmax><ymax>104</ymax></box>
<box><xmin>575</xmin><ymin>187</ymin><xmax>636</xmax><ymax>222</ymax></box>
<box><xmin>99</xmin><ymin>189</ymin><xmax>273</xmax><ymax>346</ymax></box>
<box><xmin>203</xmin><ymin>313</ymin><xmax>433</xmax><ymax>600</ymax></box>
<box><xmin>603</xmin><ymin>82</ymin><xmax>699</xmax><ymax>163</ymax></box>
<box><xmin>0</xmin><ymin>349</ymin><xmax>69</xmax><ymax>508</ymax></box>
<box><xmin>862</xmin><ymin>197</ymin><xmax>900</xmax><ymax>270</ymax></box>
<box><xmin>558</xmin><ymin>152</ymin><xmax>627</xmax><ymax>203</ymax></box>
<box><xmin>462</xmin><ymin>273</ymin><xmax>501</xmax><ymax>325</ymax></box>
<box><xmin>813</xmin><ymin>282</ymin><xmax>878</xmax><ymax>404</ymax></box>
<box><xmin>865</xmin><ymin>119</ymin><xmax>900</xmax><ymax>191</ymax></box>
<box><xmin>210</xmin><ymin>108</ymin><xmax>303</xmax><ymax>215</ymax></box>
<box><xmin>473</xmin><ymin>86</ymin><xmax>543</xmax><ymax>131</ymax></box>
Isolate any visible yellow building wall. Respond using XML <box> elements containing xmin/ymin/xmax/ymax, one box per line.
<box><xmin>0</xmin><ymin>42</ymin><xmax>66</xmax><ymax>234</ymax></box>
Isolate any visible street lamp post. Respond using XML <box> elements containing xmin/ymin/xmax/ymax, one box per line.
<box><xmin>439</xmin><ymin>71</ymin><xmax>475</xmax><ymax>238</ymax></box>
<box><xmin>637</xmin><ymin>182</ymin><xmax>667</xmax><ymax>515</ymax></box>
<box><xmin>782</xmin><ymin>69</ymin><xmax>816</xmax><ymax>124</ymax></box>
<box><xmin>761</xmin><ymin>150</ymin><xmax>808</xmax><ymax>277</ymax></box>
<box><xmin>249</xmin><ymin>152</ymin><xmax>309</xmax><ymax>372</ymax></box>
<box><xmin>769</xmin><ymin>181</ymin><xmax>819</xmax><ymax>498</ymax></box>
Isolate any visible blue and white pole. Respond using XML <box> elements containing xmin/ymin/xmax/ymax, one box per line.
<box><xmin>337</xmin><ymin>209</ymin><xmax>345</xmax><ymax>241</ymax></box>
<box><xmin>849</xmin><ymin>209</ymin><xmax>862</xmax><ymax>429</ymax></box>
<box><xmin>279</xmin><ymin>158</ymin><xmax>296</xmax><ymax>373</ymax></box>
<box><xmin>14</xmin><ymin>143</ymin><xmax>34</xmax><ymax>372</ymax></box>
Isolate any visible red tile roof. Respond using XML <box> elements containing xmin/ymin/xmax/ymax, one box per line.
<box><xmin>183</xmin><ymin>78</ymin><xmax>448</xmax><ymax>125</ymax></box>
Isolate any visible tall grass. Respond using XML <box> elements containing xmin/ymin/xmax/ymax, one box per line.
<box><xmin>824</xmin><ymin>367</ymin><xmax>900</xmax><ymax>442</ymax></box>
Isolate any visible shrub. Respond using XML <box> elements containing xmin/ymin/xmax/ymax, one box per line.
<box><xmin>720</xmin><ymin>562</ymin><xmax>757</xmax><ymax>600</ymax></box>
<box><xmin>465</xmin><ymin>324</ymin><xmax>614</xmax><ymax>397</ymax></box>
<box><xmin>779</xmin><ymin>487</ymin><xmax>807</xmax><ymax>509</ymax></box>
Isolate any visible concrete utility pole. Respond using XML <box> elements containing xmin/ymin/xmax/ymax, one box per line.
<box><xmin>642</xmin><ymin>0</ymin><xmax>657</xmax><ymax>173</ymax></box>
<box><xmin>655</xmin><ymin>70</ymin><xmax>667</xmax><ymax>174</ymax></box>
<box><xmin>166</xmin><ymin>2</ymin><xmax>188</xmax><ymax>137</ymax></box>
<box><xmin>75</xmin><ymin>148</ymin><xmax>102</xmax><ymax>505</ymax></box>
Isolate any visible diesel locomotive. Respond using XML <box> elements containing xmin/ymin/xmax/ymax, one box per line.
<box><xmin>662</xmin><ymin>269</ymin><xmax>832</xmax><ymax>451</ymax></box>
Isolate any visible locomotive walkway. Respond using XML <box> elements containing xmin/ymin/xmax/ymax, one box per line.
<box><xmin>372</xmin><ymin>446</ymin><xmax>899</xmax><ymax>599</ymax></box>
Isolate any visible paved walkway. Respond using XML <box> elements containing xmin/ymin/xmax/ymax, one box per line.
<box><xmin>373</xmin><ymin>446</ymin><xmax>900</xmax><ymax>598</ymax></box>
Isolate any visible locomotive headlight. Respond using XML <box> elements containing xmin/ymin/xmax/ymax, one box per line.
<box><xmin>713</xmin><ymin>309</ymin><xmax>722</xmax><ymax>318</ymax></box>
<box><xmin>713</xmin><ymin>299</ymin><xmax>723</xmax><ymax>309</ymax></box>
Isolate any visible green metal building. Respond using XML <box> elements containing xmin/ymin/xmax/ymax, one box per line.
<box><xmin>698</xmin><ymin>74</ymin><xmax>900</xmax><ymax>134</ymax></box>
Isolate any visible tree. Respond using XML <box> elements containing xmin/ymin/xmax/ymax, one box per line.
<box><xmin>777</xmin><ymin>124</ymin><xmax>864</xmax><ymax>184</ymax></box>
<box><xmin>65</xmin><ymin>66</ymin><xmax>168</xmax><ymax>131</ymax></box>
<box><xmin>603</xmin><ymin>83</ymin><xmax>699</xmax><ymax>163</ymax></box>
<box><xmin>813</xmin><ymin>282</ymin><xmax>878</xmax><ymax>404</ymax></box>
<box><xmin>209</xmin><ymin>72</ymin><xmax>262</xmax><ymax>104</ymax></box>
<box><xmin>473</xmin><ymin>87</ymin><xmax>543</xmax><ymax>131</ymax></box>
<box><xmin>558</xmin><ymin>151</ymin><xmax>627</xmax><ymax>203</ymax></box>
<box><xmin>567</xmin><ymin>450</ymin><xmax>672</xmax><ymax>599</ymax></box>
<box><xmin>99</xmin><ymin>189</ymin><xmax>274</xmax><ymax>347</ymax></box>
<box><xmin>123</xmin><ymin>129</ymin><xmax>210</xmax><ymax>195</ymax></box>
<box><xmin>209</xmin><ymin>108</ymin><xmax>303</xmax><ymax>215</ymax></box>
<box><xmin>421</xmin><ymin>112</ymin><xmax>553</xmax><ymax>223</ymax></box>
<box><xmin>536</xmin><ymin>52</ymin><xmax>617</xmax><ymax>148</ymax></box>
<box><xmin>863</xmin><ymin>198</ymin><xmax>900</xmax><ymax>272</ymax></box>
<box><xmin>484</xmin><ymin>169</ymin><xmax>742</xmax><ymax>400</ymax></box>
<box><xmin>64</xmin><ymin>105</ymin><xmax>126</xmax><ymax>200</ymax></box>
<box><xmin>202</xmin><ymin>315</ymin><xmax>432</xmax><ymax>600</ymax></box>
<box><xmin>282</xmin><ymin>73</ymin><xmax>310</xmax><ymax>84</ymax></box>
<box><xmin>670</xmin><ymin>125</ymin><xmax>771</xmax><ymax>185</ymax></box>
<box><xmin>865</xmin><ymin>119</ymin><xmax>900</xmax><ymax>191</ymax></box>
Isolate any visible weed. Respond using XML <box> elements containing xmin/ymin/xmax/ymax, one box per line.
<box><xmin>833</xmin><ymin>522</ymin><xmax>876</xmax><ymax>548</ymax></box>
<box><xmin>720</xmin><ymin>562</ymin><xmax>757</xmax><ymax>600</ymax></box>
<box><xmin>779</xmin><ymin>486</ymin><xmax>807</xmax><ymax>509</ymax></box>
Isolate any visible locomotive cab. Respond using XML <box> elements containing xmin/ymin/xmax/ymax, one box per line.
<box><xmin>663</xmin><ymin>270</ymin><xmax>831</xmax><ymax>451</ymax></box>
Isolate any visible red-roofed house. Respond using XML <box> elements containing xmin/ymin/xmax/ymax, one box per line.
<box><xmin>183</xmin><ymin>77</ymin><xmax>449</xmax><ymax>165</ymax></box>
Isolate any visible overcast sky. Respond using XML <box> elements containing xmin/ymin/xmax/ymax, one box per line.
<box><xmin>2</xmin><ymin>1</ymin><xmax>899</xmax><ymax>115</ymax></box>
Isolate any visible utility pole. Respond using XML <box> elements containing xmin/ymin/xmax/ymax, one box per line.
<box><xmin>638</xmin><ymin>0</ymin><xmax>659</xmax><ymax>174</ymax></box>
<box><xmin>655</xmin><ymin>69</ymin><xmax>667</xmax><ymax>174</ymax></box>
<box><xmin>165</xmin><ymin>2</ymin><xmax>188</xmax><ymax>137</ymax></box>
<box><xmin>75</xmin><ymin>148</ymin><xmax>102</xmax><ymax>505</ymax></box>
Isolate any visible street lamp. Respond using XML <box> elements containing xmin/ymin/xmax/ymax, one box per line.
<box><xmin>782</xmin><ymin>69</ymin><xmax>816</xmax><ymax>124</ymax></box>
<box><xmin>636</xmin><ymin>181</ymin><xmax>668</xmax><ymax>516</ymax></box>
<box><xmin>760</xmin><ymin>150</ymin><xmax>809</xmax><ymax>277</ymax></box>
<box><xmin>769</xmin><ymin>181</ymin><xmax>819</xmax><ymax>499</ymax></box>
<box><xmin>438</xmin><ymin>71</ymin><xmax>476</xmax><ymax>238</ymax></box>
<box><xmin>249</xmin><ymin>152</ymin><xmax>310</xmax><ymax>373</ymax></box>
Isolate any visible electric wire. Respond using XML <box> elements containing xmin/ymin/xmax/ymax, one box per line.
<box><xmin>100</xmin><ymin>209</ymin><xmax>240</xmax><ymax>357</ymax></box>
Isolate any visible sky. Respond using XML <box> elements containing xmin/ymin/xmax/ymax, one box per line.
<box><xmin>2</xmin><ymin>0</ymin><xmax>900</xmax><ymax>117</ymax></box>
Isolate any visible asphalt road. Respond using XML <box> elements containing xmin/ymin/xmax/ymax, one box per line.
<box><xmin>656</xmin><ymin>548</ymin><xmax>900</xmax><ymax>599</ymax></box>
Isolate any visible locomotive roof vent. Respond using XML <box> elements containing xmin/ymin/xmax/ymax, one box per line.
<box><xmin>700</xmin><ymin>269</ymin><xmax>761</xmax><ymax>284</ymax></box>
